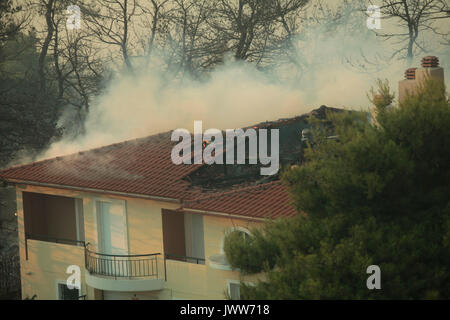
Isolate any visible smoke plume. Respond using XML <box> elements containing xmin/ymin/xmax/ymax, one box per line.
<box><xmin>35</xmin><ymin>5</ymin><xmax>450</xmax><ymax>161</ymax></box>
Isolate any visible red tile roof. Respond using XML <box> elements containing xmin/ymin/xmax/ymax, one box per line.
<box><xmin>0</xmin><ymin>132</ymin><xmax>201</xmax><ymax>200</ymax></box>
<box><xmin>0</xmin><ymin>132</ymin><xmax>298</xmax><ymax>219</ymax></box>
<box><xmin>182</xmin><ymin>181</ymin><xmax>297</xmax><ymax>219</ymax></box>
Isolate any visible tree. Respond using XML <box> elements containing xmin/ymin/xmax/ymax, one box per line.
<box><xmin>207</xmin><ymin>0</ymin><xmax>309</xmax><ymax>66</ymax></box>
<box><xmin>224</xmin><ymin>79</ymin><xmax>450</xmax><ymax>299</ymax></box>
<box><xmin>169</xmin><ymin>0</ymin><xmax>214</xmax><ymax>76</ymax></box>
<box><xmin>0</xmin><ymin>0</ymin><xmax>27</xmax><ymax>49</ymax></box>
<box><xmin>373</xmin><ymin>0</ymin><xmax>449</xmax><ymax>62</ymax></box>
<box><xmin>20</xmin><ymin>0</ymin><xmax>106</xmax><ymax>136</ymax></box>
<box><xmin>51</xmin><ymin>5</ymin><xmax>106</xmax><ymax>135</ymax></box>
<box><xmin>137</xmin><ymin>0</ymin><xmax>171</xmax><ymax>68</ymax></box>
<box><xmin>0</xmin><ymin>0</ymin><xmax>105</xmax><ymax>165</ymax></box>
<box><xmin>0</xmin><ymin>31</ymin><xmax>62</xmax><ymax>167</ymax></box>
<box><xmin>0</xmin><ymin>1</ymin><xmax>62</xmax><ymax>166</ymax></box>
<box><xmin>81</xmin><ymin>0</ymin><xmax>141</xmax><ymax>73</ymax></box>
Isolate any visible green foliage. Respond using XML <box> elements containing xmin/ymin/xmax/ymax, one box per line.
<box><xmin>368</xmin><ymin>78</ymin><xmax>395</xmax><ymax>111</ymax></box>
<box><xmin>223</xmin><ymin>228</ymin><xmax>278</xmax><ymax>275</ymax></box>
<box><xmin>224</xmin><ymin>80</ymin><xmax>450</xmax><ymax>299</ymax></box>
<box><xmin>0</xmin><ymin>31</ymin><xmax>62</xmax><ymax>167</ymax></box>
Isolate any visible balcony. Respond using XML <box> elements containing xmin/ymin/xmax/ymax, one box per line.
<box><xmin>84</xmin><ymin>245</ymin><xmax>165</xmax><ymax>292</ymax></box>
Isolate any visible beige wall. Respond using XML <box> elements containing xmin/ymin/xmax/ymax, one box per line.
<box><xmin>21</xmin><ymin>239</ymin><xmax>86</xmax><ymax>300</ymax></box>
<box><xmin>15</xmin><ymin>184</ymin><xmax>264</xmax><ymax>300</ymax></box>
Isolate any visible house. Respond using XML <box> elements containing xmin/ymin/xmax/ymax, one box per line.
<box><xmin>0</xmin><ymin>117</ymin><xmax>307</xmax><ymax>299</ymax></box>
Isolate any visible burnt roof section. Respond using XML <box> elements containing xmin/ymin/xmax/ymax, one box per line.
<box><xmin>186</xmin><ymin>105</ymin><xmax>343</xmax><ymax>190</ymax></box>
<box><xmin>0</xmin><ymin>106</ymin><xmax>342</xmax><ymax>219</ymax></box>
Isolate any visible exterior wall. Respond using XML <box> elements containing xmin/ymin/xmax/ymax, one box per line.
<box><xmin>21</xmin><ymin>239</ymin><xmax>86</xmax><ymax>300</ymax></box>
<box><xmin>15</xmin><ymin>183</ymin><xmax>265</xmax><ymax>300</ymax></box>
<box><xmin>398</xmin><ymin>79</ymin><xmax>418</xmax><ymax>105</ymax></box>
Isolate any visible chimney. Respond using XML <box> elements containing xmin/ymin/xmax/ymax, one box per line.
<box><xmin>399</xmin><ymin>56</ymin><xmax>445</xmax><ymax>104</ymax></box>
<box><xmin>415</xmin><ymin>56</ymin><xmax>444</xmax><ymax>85</ymax></box>
<box><xmin>404</xmin><ymin>68</ymin><xmax>417</xmax><ymax>80</ymax></box>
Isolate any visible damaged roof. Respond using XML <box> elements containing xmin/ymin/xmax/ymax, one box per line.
<box><xmin>0</xmin><ymin>106</ymin><xmax>340</xmax><ymax>219</ymax></box>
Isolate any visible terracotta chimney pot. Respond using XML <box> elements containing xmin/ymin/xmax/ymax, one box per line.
<box><xmin>405</xmin><ymin>68</ymin><xmax>417</xmax><ymax>80</ymax></box>
<box><xmin>421</xmin><ymin>56</ymin><xmax>439</xmax><ymax>68</ymax></box>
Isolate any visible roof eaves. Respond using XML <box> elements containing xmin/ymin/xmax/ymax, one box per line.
<box><xmin>3</xmin><ymin>178</ymin><xmax>181</xmax><ymax>204</ymax></box>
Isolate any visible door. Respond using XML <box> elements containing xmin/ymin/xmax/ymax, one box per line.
<box><xmin>162</xmin><ymin>210</ymin><xmax>186</xmax><ymax>259</ymax></box>
<box><xmin>96</xmin><ymin>200</ymin><xmax>128</xmax><ymax>276</ymax></box>
<box><xmin>96</xmin><ymin>200</ymin><xmax>128</xmax><ymax>255</ymax></box>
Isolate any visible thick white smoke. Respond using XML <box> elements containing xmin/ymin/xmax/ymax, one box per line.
<box><xmin>36</xmin><ymin>3</ymin><xmax>449</xmax><ymax>161</ymax></box>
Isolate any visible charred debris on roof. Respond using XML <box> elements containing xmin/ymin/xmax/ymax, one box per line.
<box><xmin>185</xmin><ymin>105</ymin><xmax>344</xmax><ymax>191</ymax></box>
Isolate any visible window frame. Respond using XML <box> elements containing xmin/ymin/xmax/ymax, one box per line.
<box><xmin>227</xmin><ymin>280</ymin><xmax>241</xmax><ymax>300</ymax></box>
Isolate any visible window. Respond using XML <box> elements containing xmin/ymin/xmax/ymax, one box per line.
<box><xmin>58</xmin><ymin>283</ymin><xmax>79</xmax><ymax>300</ymax></box>
<box><xmin>221</xmin><ymin>227</ymin><xmax>251</xmax><ymax>254</ymax></box>
<box><xmin>23</xmin><ymin>192</ymin><xmax>85</xmax><ymax>245</ymax></box>
<box><xmin>162</xmin><ymin>210</ymin><xmax>205</xmax><ymax>264</ymax></box>
<box><xmin>185</xmin><ymin>213</ymin><xmax>205</xmax><ymax>262</ymax></box>
<box><xmin>228</xmin><ymin>282</ymin><xmax>241</xmax><ymax>300</ymax></box>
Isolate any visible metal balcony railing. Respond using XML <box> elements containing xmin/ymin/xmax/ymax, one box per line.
<box><xmin>84</xmin><ymin>245</ymin><xmax>160</xmax><ymax>279</ymax></box>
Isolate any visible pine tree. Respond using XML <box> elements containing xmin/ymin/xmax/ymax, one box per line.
<box><xmin>224</xmin><ymin>79</ymin><xmax>450</xmax><ymax>299</ymax></box>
